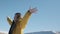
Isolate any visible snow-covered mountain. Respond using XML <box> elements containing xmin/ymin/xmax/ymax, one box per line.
<box><xmin>25</xmin><ymin>31</ymin><xmax>56</xmax><ymax>34</ymax></box>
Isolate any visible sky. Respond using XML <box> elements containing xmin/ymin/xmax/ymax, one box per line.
<box><xmin>0</xmin><ymin>0</ymin><xmax>60</xmax><ymax>33</ymax></box>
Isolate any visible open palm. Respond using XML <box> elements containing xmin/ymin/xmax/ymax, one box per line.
<box><xmin>29</xmin><ymin>7</ymin><xmax>38</xmax><ymax>13</ymax></box>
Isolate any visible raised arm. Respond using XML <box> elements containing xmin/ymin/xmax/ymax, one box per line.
<box><xmin>7</xmin><ymin>16</ymin><xmax>13</xmax><ymax>25</ymax></box>
<box><xmin>21</xmin><ymin>7</ymin><xmax>37</xmax><ymax>29</ymax></box>
<box><xmin>21</xmin><ymin>10</ymin><xmax>31</xmax><ymax>29</ymax></box>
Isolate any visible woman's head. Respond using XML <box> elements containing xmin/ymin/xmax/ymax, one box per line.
<box><xmin>15</xmin><ymin>13</ymin><xmax>21</xmax><ymax>18</ymax></box>
<box><xmin>14</xmin><ymin>13</ymin><xmax>21</xmax><ymax>22</ymax></box>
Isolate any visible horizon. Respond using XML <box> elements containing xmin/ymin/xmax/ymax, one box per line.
<box><xmin>0</xmin><ymin>30</ymin><xmax>57</xmax><ymax>33</ymax></box>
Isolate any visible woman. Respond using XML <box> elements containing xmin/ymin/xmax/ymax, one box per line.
<box><xmin>7</xmin><ymin>7</ymin><xmax>38</xmax><ymax>34</ymax></box>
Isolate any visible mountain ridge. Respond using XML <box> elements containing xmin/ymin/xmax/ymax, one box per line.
<box><xmin>0</xmin><ymin>31</ymin><xmax>60</xmax><ymax>34</ymax></box>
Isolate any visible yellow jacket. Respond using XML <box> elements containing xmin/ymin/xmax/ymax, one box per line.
<box><xmin>7</xmin><ymin>11</ymin><xmax>32</xmax><ymax>34</ymax></box>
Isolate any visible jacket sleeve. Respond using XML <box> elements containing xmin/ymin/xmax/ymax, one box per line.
<box><xmin>7</xmin><ymin>16</ymin><xmax>13</xmax><ymax>25</ymax></box>
<box><xmin>21</xmin><ymin>10</ymin><xmax>32</xmax><ymax>29</ymax></box>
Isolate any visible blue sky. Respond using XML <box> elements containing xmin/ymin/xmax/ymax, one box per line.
<box><xmin>0</xmin><ymin>0</ymin><xmax>60</xmax><ymax>33</ymax></box>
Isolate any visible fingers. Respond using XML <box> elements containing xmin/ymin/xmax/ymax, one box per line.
<box><xmin>29</xmin><ymin>7</ymin><xmax>37</xmax><ymax>10</ymax></box>
<box><xmin>29</xmin><ymin>7</ymin><xmax>38</xmax><ymax>13</ymax></box>
<box><xmin>31</xmin><ymin>8</ymin><xmax>38</xmax><ymax>12</ymax></box>
<box><xmin>30</xmin><ymin>7</ymin><xmax>38</xmax><ymax>11</ymax></box>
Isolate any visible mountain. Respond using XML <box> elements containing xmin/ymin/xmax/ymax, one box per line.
<box><xmin>56</xmin><ymin>32</ymin><xmax>60</xmax><ymax>34</ymax></box>
<box><xmin>0</xmin><ymin>33</ymin><xmax>6</xmax><ymax>34</ymax></box>
<box><xmin>1</xmin><ymin>31</ymin><xmax>60</xmax><ymax>34</ymax></box>
<box><xmin>0</xmin><ymin>31</ymin><xmax>8</xmax><ymax>34</ymax></box>
<box><xmin>25</xmin><ymin>31</ymin><xmax>56</xmax><ymax>34</ymax></box>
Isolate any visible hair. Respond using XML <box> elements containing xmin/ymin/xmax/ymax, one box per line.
<box><xmin>15</xmin><ymin>13</ymin><xmax>21</xmax><ymax>15</ymax></box>
<box><xmin>15</xmin><ymin>13</ymin><xmax>21</xmax><ymax>18</ymax></box>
